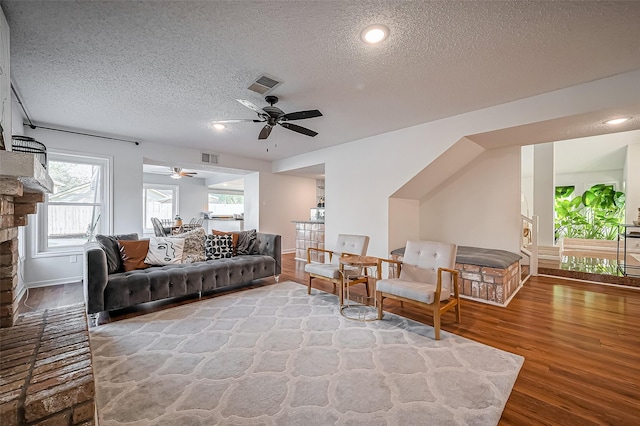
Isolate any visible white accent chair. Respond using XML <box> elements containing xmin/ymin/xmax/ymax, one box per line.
<box><xmin>305</xmin><ymin>234</ymin><xmax>370</xmax><ymax>299</ymax></box>
<box><xmin>376</xmin><ymin>240</ymin><xmax>460</xmax><ymax>340</ymax></box>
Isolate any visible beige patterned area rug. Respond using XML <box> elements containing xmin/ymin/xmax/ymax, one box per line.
<box><xmin>90</xmin><ymin>281</ymin><xmax>524</xmax><ymax>425</ymax></box>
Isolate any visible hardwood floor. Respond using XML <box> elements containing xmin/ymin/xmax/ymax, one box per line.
<box><xmin>18</xmin><ymin>253</ymin><xmax>640</xmax><ymax>425</ymax></box>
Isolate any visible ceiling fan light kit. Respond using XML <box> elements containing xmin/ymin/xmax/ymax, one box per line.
<box><xmin>215</xmin><ymin>95</ymin><xmax>322</xmax><ymax>140</ymax></box>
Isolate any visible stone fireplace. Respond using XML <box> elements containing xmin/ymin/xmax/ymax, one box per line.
<box><xmin>0</xmin><ymin>150</ymin><xmax>53</xmax><ymax>327</ymax></box>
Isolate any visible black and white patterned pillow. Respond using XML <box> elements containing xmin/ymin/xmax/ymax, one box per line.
<box><xmin>204</xmin><ymin>234</ymin><xmax>233</xmax><ymax>260</ymax></box>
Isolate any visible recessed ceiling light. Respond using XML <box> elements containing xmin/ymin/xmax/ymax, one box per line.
<box><xmin>604</xmin><ymin>117</ymin><xmax>631</xmax><ymax>125</ymax></box>
<box><xmin>212</xmin><ymin>123</ymin><xmax>226</xmax><ymax>130</ymax></box>
<box><xmin>361</xmin><ymin>24</ymin><xmax>389</xmax><ymax>44</ymax></box>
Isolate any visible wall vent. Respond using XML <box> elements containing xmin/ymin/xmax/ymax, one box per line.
<box><xmin>247</xmin><ymin>74</ymin><xmax>283</xmax><ymax>95</ymax></box>
<box><xmin>201</xmin><ymin>152</ymin><xmax>218</xmax><ymax>164</ymax></box>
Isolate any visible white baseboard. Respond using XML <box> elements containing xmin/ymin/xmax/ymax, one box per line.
<box><xmin>27</xmin><ymin>276</ymin><xmax>82</xmax><ymax>288</ymax></box>
<box><xmin>460</xmin><ymin>282</ymin><xmax>525</xmax><ymax>308</ymax></box>
<box><xmin>15</xmin><ymin>285</ymin><xmax>27</xmax><ymax>307</ymax></box>
<box><xmin>282</xmin><ymin>249</ymin><xmax>295</xmax><ymax>254</ymax></box>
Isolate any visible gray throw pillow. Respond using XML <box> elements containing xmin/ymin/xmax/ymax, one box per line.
<box><xmin>96</xmin><ymin>233</ymin><xmax>139</xmax><ymax>274</ymax></box>
<box><xmin>236</xmin><ymin>229</ymin><xmax>258</xmax><ymax>255</ymax></box>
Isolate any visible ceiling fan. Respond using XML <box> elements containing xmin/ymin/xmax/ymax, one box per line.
<box><xmin>168</xmin><ymin>167</ymin><xmax>196</xmax><ymax>179</ymax></box>
<box><xmin>215</xmin><ymin>95</ymin><xmax>322</xmax><ymax>140</ymax></box>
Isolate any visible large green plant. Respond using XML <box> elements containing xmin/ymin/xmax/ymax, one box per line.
<box><xmin>554</xmin><ymin>184</ymin><xmax>625</xmax><ymax>241</ymax></box>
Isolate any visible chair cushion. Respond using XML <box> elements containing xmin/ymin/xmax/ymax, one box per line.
<box><xmin>456</xmin><ymin>246</ymin><xmax>521</xmax><ymax>268</ymax></box>
<box><xmin>304</xmin><ymin>263</ymin><xmax>359</xmax><ymax>280</ymax></box>
<box><xmin>400</xmin><ymin>240</ymin><xmax>457</xmax><ymax>292</ymax></box>
<box><xmin>399</xmin><ymin>263</ymin><xmax>437</xmax><ymax>285</ymax></box>
<box><xmin>377</xmin><ymin>278</ymin><xmax>451</xmax><ymax>304</ymax></box>
<box><xmin>331</xmin><ymin>234</ymin><xmax>370</xmax><ymax>265</ymax></box>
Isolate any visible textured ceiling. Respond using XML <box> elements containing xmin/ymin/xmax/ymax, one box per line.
<box><xmin>2</xmin><ymin>1</ymin><xmax>640</xmax><ymax>162</ymax></box>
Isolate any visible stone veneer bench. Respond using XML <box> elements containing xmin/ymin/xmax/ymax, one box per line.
<box><xmin>0</xmin><ymin>304</ymin><xmax>95</xmax><ymax>425</ymax></box>
<box><xmin>391</xmin><ymin>245</ymin><xmax>522</xmax><ymax>306</ymax></box>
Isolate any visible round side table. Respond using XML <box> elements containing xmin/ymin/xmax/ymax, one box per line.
<box><xmin>339</xmin><ymin>255</ymin><xmax>379</xmax><ymax>321</ymax></box>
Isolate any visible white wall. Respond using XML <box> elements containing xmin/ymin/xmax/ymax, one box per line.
<box><xmin>419</xmin><ymin>146</ymin><xmax>521</xmax><ymax>253</ymax></box>
<box><xmin>533</xmin><ymin>143</ymin><xmax>555</xmax><ymax>246</ymax></box>
<box><xmin>243</xmin><ymin>172</ymin><xmax>259</xmax><ymax>231</ymax></box>
<box><xmin>555</xmin><ymin>170</ymin><xmax>624</xmax><ymax>194</ymax></box>
<box><xmin>521</xmin><ymin>145</ymin><xmax>534</xmax><ymax>217</ymax></box>
<box><xmin>625</xmin><ymin>143</ymin><xmax>640</xmax><ymax>224</ymax></box>
<box><xmin>274</xmin><ymin>71</ymin><xmax>640</xmax><ymax>259</ymax></box>
<box><xmin>388</xmin><ymin>198</ymin><xmax>419</xmax><ymax>252</ymax></box>
<box><xmin>22</xmin><ymin>128</ymin><xmax>142</xmax><ymax>286</ymax></box>
<box><xmin>258</xmin><ymin>173</ymin><xmax>316</xmax><ymax>252</ymax></box>
<box><xmin>213</xmin><ymin>170</ymin><xmax>315</xmax><ymax>252</ymax></box>
<box><xmin>0</xmin><ymin>8</ymin><xmax>10</xmax><ymax>150</ymax></box>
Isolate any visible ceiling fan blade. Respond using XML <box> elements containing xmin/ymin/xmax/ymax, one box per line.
<box><xmin>280</xmin><ymin>122</ymin><xmax>318</xmax><ymax>137</ymax></box>
<box><xmin>214</xmin><ymin>119</ymin><xmax>263</xmax><ymax>123</ymax></box>
<box><xmin>282</xmin><ymin>110</ymin><xmax>323</xmax><ymax>121</ymax></box>
<box><xmin>258</xmin><ymin>125</ymin><xmax>273</xmax><ymax>140</ymax></box>
<box><xmin>236</xmin><ymin>99</ymin><xmax>263</xmax><ymax>114</ymax></box>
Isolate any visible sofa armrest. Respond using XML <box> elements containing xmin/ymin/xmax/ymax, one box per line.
<box><xmin>83</xmin><ymin>242</ymin><xmax>109</xmax><ymax>314</ymax></box>
<box><xmin>256</xmin><ymin>233</ymin><xmax>282</xmax><ymax>275</ymax></box>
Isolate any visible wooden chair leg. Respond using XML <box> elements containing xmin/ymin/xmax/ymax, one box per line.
<box><xmin>376</xmin><ymin>292</ymin><xmax>383</xmax><ymax>319</ymax></box>
<box><xmin>365</xmin><ymin>281</ymin><xmax>370</xmax><ymax>297</ymax></box>
<box><xmin>434</xmin><ymin>311</ymin><xmax>441</xmax><ymax>340</ymax></box>
<box><xmin>455</xmin><ymin>300</ymin><xmax>461</xmax><ymax>323</ymax></box>
<box><xmin>308</xmin><ymin>276</ymin><xmax>312</xmax><ymax>294</ymax></box>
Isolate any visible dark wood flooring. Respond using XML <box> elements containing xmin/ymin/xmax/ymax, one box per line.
<box><xmin>18</xmin><ymin>253</ymin><xmax>640</xmax><ymax>425</ymax></box>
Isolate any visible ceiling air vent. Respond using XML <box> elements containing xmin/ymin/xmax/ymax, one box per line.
<box><xmin>201</xmin><ymin>152</ymin><xmax>218</xmax><ymax>164</ymax></box>
<box><xmin>247</xmin><ymin>74</ymin><xmax>283</xmax><ymax>95</ymax></box>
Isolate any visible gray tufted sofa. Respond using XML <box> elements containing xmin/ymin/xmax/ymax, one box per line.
<box><xmin>83</xmin><ymin>233</ymin><xmax>281</xmax><ymax>319</ymax></box>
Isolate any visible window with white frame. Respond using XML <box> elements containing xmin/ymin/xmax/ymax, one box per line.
<box><xmin>208</xmin><ymin>191</ymin><xmax>244</xmax><ymax>216</ymax></box>
<box><xmin>38</xmin><ymin>152</ymin><xmax>110</xmax><ymax>253</ymax></box>
<box><xmin>143</xmin><ymin>183</ymin><xmax>179</xmax><ymax>233</ymax></box>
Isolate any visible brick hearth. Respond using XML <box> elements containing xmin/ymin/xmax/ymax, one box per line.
<box><xmin>0</xmin><ymin>304</ymin><xmax>95</xmax><ymax>425</ymax></box>
<box><xmin>455</xmin><ymin>261</ymin><xmax>521</xmax><ymax>305</ymax></box>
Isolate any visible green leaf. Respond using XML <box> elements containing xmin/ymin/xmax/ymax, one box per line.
<box><xmin>555</xmin><ymin>186</ymin><xmax>574</xmax><ymax>198</ymax></box>
<box><xmin>570</xmin><ymin>196</ymin><xmax>583</xmax><ymax>208</ymax></box>
<box><xmin>582</xmin><ymin>191</ymin><xmax>596</xmax><ymax>206</ymax></box>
